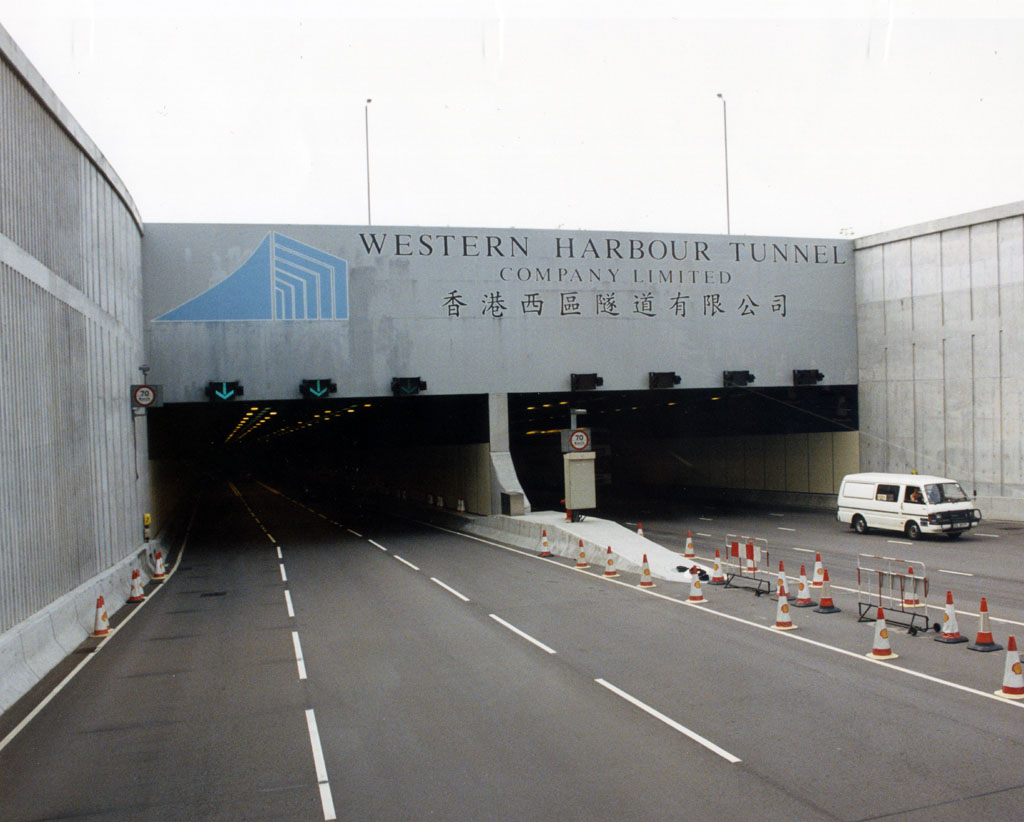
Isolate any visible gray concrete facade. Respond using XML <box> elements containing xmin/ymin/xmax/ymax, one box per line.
<box><xmin>854</xmin><ymin>201</ymin><xmax>1024</xmax><ymax>520</ymax></box>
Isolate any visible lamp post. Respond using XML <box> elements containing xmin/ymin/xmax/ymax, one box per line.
<box><xmin>364</xmin><ymin>98</ymin><xmax>372</xmax><ymax>225</ymax></box>
<box><xmin>716</xmin><ymin>93</ymin><xmax>731</xmax><ymax>234</ymax></box>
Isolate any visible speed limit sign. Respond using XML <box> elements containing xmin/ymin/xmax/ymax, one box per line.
<box><xmin>569</xmin><ymin>428</ymin><xmax>591</xmax><ymax>451</ymax></box>
<box><xmin>131</xmin><ymin>384</ymin><xmax>161</xmax><ymax>408</ymax></box>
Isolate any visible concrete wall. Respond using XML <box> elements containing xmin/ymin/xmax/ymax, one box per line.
<box><xmin>855</xmin><ymin>202</ymin><xmax>1024</xmax><ymax>520</ymax></box>
<box><xmin>0</xmin><ymin>26</ymin><xmax>149</xmax><ymax>708</ymax></box>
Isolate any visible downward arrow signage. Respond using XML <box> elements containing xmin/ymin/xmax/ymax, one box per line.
<box><xmin>309</xmin><ymin>380</ymin><xmax>328</xmax><ymax>398</ymax></box>
<box><xmin>215</xmin><ymin>382</ymin><xmax>235</xmax><ymax>400</ymax></box>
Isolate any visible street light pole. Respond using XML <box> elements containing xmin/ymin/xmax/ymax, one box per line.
<box><xmin>716</xmin><ymin>93</ymin><xmax>731</xmax><ymax>234</ymax></box>
<box><xmin>364</xmin><ymin>98</ymin><xmax>372</xmax><ymax>225</ymax></box>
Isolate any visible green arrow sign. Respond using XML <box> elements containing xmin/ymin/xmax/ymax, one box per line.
<box><xmin>215</xmin><ymin>382</ymin><xmax>235</xmax><ymax>400</ymax></box>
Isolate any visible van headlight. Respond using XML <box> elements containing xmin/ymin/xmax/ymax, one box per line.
<box><xmin>974</xmin><ymin>509</ymin><xmax>983</xmax><ymax>521</ymax></box>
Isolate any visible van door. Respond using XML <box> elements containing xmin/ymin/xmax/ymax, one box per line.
<box><xmin>901</xmin><ymin>484</ymin><xmax>927</xmax><ymax>537</ymax></box>
<box><xmin>873</xmin><ymin>483</ymin><xmax>901</xmax><ymax>530</ymax></box>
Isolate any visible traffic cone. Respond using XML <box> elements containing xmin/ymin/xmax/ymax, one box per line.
<box><xmin>603</xmin><ymin>546</ymin><xmax>619</xmax><ymax>577</ymax></box>
<box><xmin>152</xmin><ymin>550</ymin><xmax>167</xmax><ymax>581</ymax></box>
<box><xmin>637</xmin><ymin>522</ymin><xmax>644</xmax><ymax>537</ymax></box>
<box><xmin>994</xmin><ymin>636</ymin><xmax>1024</xmax><ymax>699</ymax></box>
<box><xmin>688</xmin><ymin>566</ymin><xmax>706</xmax><ymax>603</ymax></box>
<box><xmin>457</xmin><ymin>497</ymin><xmax>466</xmax><ymax>512</ymax></box>
<box><xmin>810</xmin><ymin>553</ymin><xmax>825</xmax><ymax>589</ymax></box>
<box><xmin>128</xmin><ymin>568</ymin><xmax>146</xmax><ymax>603</ymax></box>
<box><xmin>934</xmin><ymin>590</ymin><xmax>968</xmax><ymax>644</ymax></box>
<box><xmin>684</xmin><ymin>531</ymin><xmax>695</xmax><ymax>558</ymax></box>
<box><xmin>813</xmin><ymin>569</ymin><xmax>841</xmax><ymax>614</ymax></box>
<box><xmin>902</xmin><ymin>567</ymin><xmax>922</xmax><ymax>608</ymax></box>
<box><xmin>538</xmin><ymin>529</ymin><xmax>553</xmax><ymax>557</ymax></box>
<box><xmin>709</xmin><ymin>548</ymin><xmax>726</xmax><ymax>585</ymax></box>
<box><xmin>575</xmin><ymin>539</ymin><xmax>589</xmax><ymax>569</ymax></box>
<box><xmin>638</xmin><ymin>554</ymin><xmax>655</xmax><ymax>588</ymax></box>
<box><xmin>776</xmin><ymin>561</ymin><xmax>794</xmax><ymax>601</ymax></box>
<box><xmin>794</xmin><ymin>565</ymin><xmax>816</xmax><ymax>608</ymax></box>
<box><xmin>866</xmin><ymin>608</ymin><xmax>898</xmax><ymax>659</ymax></box>
<box><xmin>91</xmin><ymin>596</ymin><xmax>109</xmax><ymax>637</ymax></box>
<box><xmin>772</xmin><ymin>580</ymin><xmax>796</xmax><ymax>630</ymax></box>
<box><xmin>968</xmin><ymin>597</ymin><xmax>1003</xmax><ymax>652</ymax></box>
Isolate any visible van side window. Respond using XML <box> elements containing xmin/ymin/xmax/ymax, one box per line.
<box><xmin>876</xmin><ymin>484</ymin><xmax>899</xmax><ymax>502</ymax></box>
<box><xmin>904</xmin><ymin>486</ymin><xmax>924</xmax><ymax>504</ymax></box>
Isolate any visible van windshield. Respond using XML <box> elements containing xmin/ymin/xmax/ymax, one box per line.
<box><xmin>924</xmin><ymin>483</ymin><xmax>969</xmax><ymax>503</ymax></box>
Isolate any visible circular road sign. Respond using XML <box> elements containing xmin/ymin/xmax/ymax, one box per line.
<box><xmin>569</xmin><ymin>428</ymin><xmax>591</xmax><ymax>451</ymax></box>
<box><xmin>133</xmin><ymin>385</ymin><xmax>157</xmax><ymax>408</ymax></box>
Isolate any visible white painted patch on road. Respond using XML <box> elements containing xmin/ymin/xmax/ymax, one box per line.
<box><xmin>279</xmin><ymin>563</ymin><xmax>288</xmax><ymax>582</ymax></box>
<box><xmin>394</xmin><ymin>555</ymin><xmax>420</xmax><ymax>571</ymax></box>
<box><xmin>489</xmin><ymin>614</ymin><xmax>557</xmax><ymax>654</ymax></box>
<box><xmin>369</xmin><ymin>539</ymin><xmax>387</xmax><ymax>552</ymax></box>
<box><xmin>595</xmin><ymin>678</ymin><xmax>741</xmax><ymax>763</ymax></box>
<box><xmin>284</xmin><ymin>590</ymin><xmax>295</xmax><ymax>618</ymax></box>
<box><xmin>431</xmin><ymin>577</ymin><xmax>470</xmax><ymax>602</ymax></box>
<box><xmin>292</xmin><ymin>631</ymin><xmax>307</xmax><ymax>680</ymax></box>
<box><xmin>305</xmin><ymin>709</ymin><xmax>337</xmax><ymax>821</ymax></box>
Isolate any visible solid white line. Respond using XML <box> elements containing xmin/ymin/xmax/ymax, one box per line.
<box><xmin>595</xmin><ymin>678</ymin><xmax>741</xmax><ymax>763</ymax></box>
<box><xmin>394</xmin><ymin>555</ymin><xmax>420</xmax><ymax>571</ymax></box>
<box><xmin>489</xmin><ymin>614</ymin><xmax>557</xmax><ymax>654</ymax></box>
<box><xmin>369</xmin><ymin>539</ymin><xmax>388</xmax><ymax>552</ymax></box>
<box><xmin>939</xmin><ymin>569</ymin><xmax>974</xmax><ymax>577</ymax></box>
<box><xmin>279</xmin><ymin>563</ymin><xmax>288</xmax><ymax>582</ymax></box>
<box><xmin>305</xmin><ymin>709</ymin><xmax>337</xmax><ymax>821</ymax></box>
<box><xmin>347</xmin><ymin>528</ymin><xmax>363</xmax><ymax>538</ymax></box>
<box><xmin>284</xmin><ymin>590</ymin><xmax>295</xmax><ymax>618</ymax></box>
<box><xmin>431</xmin><ymin>577</ymin><xmax>470</xmax><ymax>602</ymax></box>
<box><xmin>292</xmin><ymin>631</ymin><xmax>307</xmax><ymax>680</ymax></box>
<box><xmin>276</xmin><ymin>545</ymin><xmax>283</xmax><ymax>559</ymax></box>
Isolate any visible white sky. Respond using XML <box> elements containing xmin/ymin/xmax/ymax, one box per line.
<box><xmin>1</xmin><ymin>0</ymin><xmax>1022</xmax><ymax>238</ymax></box>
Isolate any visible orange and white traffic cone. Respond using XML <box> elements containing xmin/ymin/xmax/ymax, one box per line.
<box><xmin>684</xmin><ymin>531</ymin><xmax>695</xmax><ymax>558</ymax></box>
<box><xmin>152</xmin><ymin>551</ymin><xmax>167</xmax><ymax>581</ymax></box>
<box><xmin>92</xmin><ymin>596</ymin><xmax>109</xmax><ymax>637</ymax></box>
<box><xmin>794</xmin><ymin>565</ymin><xmax>816</xmax><ymax>608</ymax></box>
<box><xmin>575</xmin><ymin>539</ymin><xmax>589</xmax><ymax>569</ymax></box>
<box><xmin>637</xmin><ymin>522</ymin><xmax>644</xmax><ymax>537</ymax></box>
<box><xmin>772</xmin><ymin>580</ymin><xmax>796</xmax><ymax>631</ymax></box>
<box><xmin>538</xmin><ymin>529</ymin><xmax>553</xmax><ymax>557</ymax></box>
<box><xmin>604</xmin><ymin>546</ymin><xmax>619</xmax><ymax>578</ymax></box>
<box><xmin>709</xmin><ymin>548</ymin><xmax>726</xmax><ymax>585</ymax></box>
<box><xmin>638</xmin><ymin>554</ymin><xmax>655</xmax><ymax>588</ymax></box>
<box><xmin>128</xmin><ymin>568</ymin><xmax>146</xmax><ymax>603</ymax></box>
<box><xmin>968</xmin><ymin>597</ymin><xmax>1003</xmax><ymax>652</ymax></box>
<box><xmin>811</xmin><ymin>552</ymin><xmax>825</xmax><ymax>589</ymax></box>
<box><xmin>776</xmin><ymin>561</ymin><xmax>794</xmax><ymax>601</ymax></box>
<box><xmin>687</xmin><ymin>566</ymin><xmax>706</xmax><ymax>603</ymax></box>
<box><xmin>935</xmin><ymin>590</ymin><xmax>968</xmax><ymax>644</ymax></box>
<box><xmin>902</xmin><ymin>567</ymin><xmax>922</xmax><ymax>608</ymax></box>
<box><xmin>457</xmin><ymin>497</ymin><xmax>466</xmax><ymax>512</ymax></box>
<box><xmin>994</xmin><ymin>636</ymin><xmax>1024</xmax><ymax>699</ymax></box>
<box><xmin>813</xmin><ymin>569</ymin><xmax>841</xmax><ymax>614</ymax></box>
<box><xmin>866</xmin><ymin>607</ymin><xmax>898</xmax><ymax>659</ymax></box>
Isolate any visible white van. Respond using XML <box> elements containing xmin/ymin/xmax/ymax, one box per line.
<box><xmin>837</xmin><ymin>472</ymin><xmax>982</xmax><ymax>540</ymax></box>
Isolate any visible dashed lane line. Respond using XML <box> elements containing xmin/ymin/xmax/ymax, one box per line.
<box><xmin>488</xmin><ymin>614</ymin><xmax>557</xmax><ymax>655</ymax></box>
<box><xmin>431</xmin><ymin>577</ymin><xmax>470</xmax><ymax>602</ymax></box>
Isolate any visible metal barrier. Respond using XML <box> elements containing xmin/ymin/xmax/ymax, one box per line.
<box><xmin>723</xmin><ymin>535</ymin><xmax>773</xmax><ymax>595</ymax></box>
<box><xmin>856</xmin><ymin>553</ymin><xmax>936</xmax><ymax>634</ymax></box>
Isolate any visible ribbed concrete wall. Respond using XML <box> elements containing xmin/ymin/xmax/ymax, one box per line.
<box><xmin>854</xmin><ymin>202</ymin><xmax>1024</xmax><ymax>520</ymax></box>
<box><xmin>0</xmin><ymin>26</ymin><xmax>147</xmax><ymax>635</ymax></box>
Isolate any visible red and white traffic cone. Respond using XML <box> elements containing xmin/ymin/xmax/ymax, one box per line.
<box><xmin>457</xmin><ymin>497</ymin><xmax>466</xmax><ymax>512</ymax></box>
<box><xmin>994</xmin><ymin>636</ymin><xmax>1024</xmax><ymax>699</ymax></box>
<box><xmin>638</xmin><ymin>554</ymin><xmax>655</xmax><ymax>588</ymax></box>
<box><xmin>968</xmin><ymin>597</ymin><xmax>1003</xmax><ymax>651</ymax></box>
<box><xmin>684</xmin><ymin>531</ymin><xmax>695</xmax><ymax>558</ymax></box>
<box><xmin>538</xmin><ymin>529</ymin><xmax>553</xmax><ymax>557</ymax></box>
<box><xmin>793</xmin><ymin>565</ymin><xmax>816</xmax><ymax>608</ymax></box>
<box><xmin>152</xmin><ymin>550</ymin><xmax>167</xmax><ymax>581</ymax></box>
<box><xmin>92</xmin><ymin>596</ymin><xmax>109</xmax><ymax>637</ymax></box>
<box><xmin>128</xmin><ymin>568</ymin><xmax>146</xmax><ymax>603</ymax></box>
<box><xmin>811</xmin><ymin>552</ymin><xmax>825</xmax><ymax>589</ymax></box>
<box><xmin>688</xmin><ymin>566</ymin><xmax>706</xmax><ymax>603</ymax></box>
<box><xmin>637</xmin><ymin>522</ymin><xmax>644</xmax><ymax>537</ymax></box>
<box><xmin>709</xmin><ymin>548</ymin><xmax>726</xmax><ymax>585</ymax></box>
<box><xmin>772</xmin><ymin>580</ymin><xmax>797</xmax><ymax>631</ymax></box>
<box><xmin>935</xmin><ymin>590</ymin><xmax>968</xmax><ymax>644</ymax></box>
<box><xmin>813</xmin><ymin>569</ymin><xmax>841</xmax><ymax>614</ymax></box>
<box><xmin>603</xmin><ymin>546</ymin><xmax>619</xmax><ymax>578</ymax></box>
<box><xmin>901</xmin><ymin>567</ymin><xmax>922</xmax><ymax>608</ymax></box>
<box><xmin>575</xmin><ymin>539</ymin><xmax>589</xmax><ymax>569</ymax></box>
<box><xmin>866</xmin><ymin>607</ymin><xmax>898</xmax><ymax>659</ymax></box>
<box><xmin>776</xmin><ymin>561</ymin><xmax>794</xmax><ymax>601</ymax></box>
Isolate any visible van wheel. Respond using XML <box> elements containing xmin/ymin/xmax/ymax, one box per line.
<box><xmin>905</xmin><ymin>521</ymin><xmax>921</xmax><ymax>540</ymax></box>
<box><xmin>852</xmin><ymin>515</ymin><xmax>868</xmax><ymax>534</ymax></box>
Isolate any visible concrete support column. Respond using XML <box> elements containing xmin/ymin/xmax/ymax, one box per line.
<box><xmin>488</xmin><ymin>393</ymin><xmax>530</xmax><ymax>515</ymax></box>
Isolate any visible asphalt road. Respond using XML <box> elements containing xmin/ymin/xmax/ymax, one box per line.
<box><xmin>2</xmin><ymin>484</ymin><xmax>1024</xmax><ymax>821</ymax></box>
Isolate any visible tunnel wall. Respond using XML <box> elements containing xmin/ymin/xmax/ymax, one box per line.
<box><xmin>0</xmin><ymin>25</ymin><xmax>148</xmax><ymax>686</ymax></box>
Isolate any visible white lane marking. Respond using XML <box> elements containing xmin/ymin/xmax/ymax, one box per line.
<box><xmin>284</xmin><ymin>590</ymin><xmax>295</xmax><ymax>618</ymax></box>
<box><xmin>887</xmin><ymin>539</ymin><xmax>913</xmax><ymax>546</ymax></box>
<box><xmin>431</xmin><ymin>577</ymin><xmax>470</xmax><ymax>602</ymax></box>
<box><xmin>489</xmin><ymin>614</ymin><xmax>557</xmax><ymax>654</ymax></box>
<box><xmin>292</xmin><ymin>631</ymin><xmax>308</xmax><ymax>680</ymax></box>
<box><xmin>346</xmin><ymin>528</ymin><xmax>363</xmax><ymax>538</ymax></box>
<box><xmin>276</xmin><ymin>545</ymin><xmax>283</xmax><ymax>559</ymax></box>
<box><xmin>769</xmin><ymin>513</ymin><xmax>785</xmax><ymax>518</ymax></box>
<box><xmin>697</xmin><ymin>532</ymin><xmax>713</xmax><ymax>538</ymax></box>
<box><xmin>792</xmin><ymin>547</ymin><xmax>814</xmax><ymax>553</ymax></box>
<box><xmin>939</xmin><ymin>569</ymin><xmax>974</xmax><ymax>577</ymax></box>
<box><xmin>778</xmin><ymin>527</ymin><xmax>796</xmax><ymax>532</ymax></box>
<box><xmin>699</xmin><ymin>517</ymin><xmax>714</xmax><ymax>522</ymax></box>
<box><xmin>279</xmin><ymin>563</ymin><xmax>288</xmax><ymax>582</ymax></box>
<box><xmin>305</xmin><ymin>709</ymin><xmax>337</xmax><ymax>821</ymax></box>
<box><xmin>595</xmin><ymin>678</ymin><xmax>741</xmax><ymax>763</ymax></box>
<box><xmin>394</xmin><ymin>555</ymin><xmax>420</xmax><ymax>571</ymax></box>
<box><xmin>369</xmin><ymin>539</ymin><xmax>388</xmax><ymax>552</ymax></box>
<box><xmin>975</xmin><ymin>533</ymin><xmax>1000</xmax><ymax>538</ymax></box>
